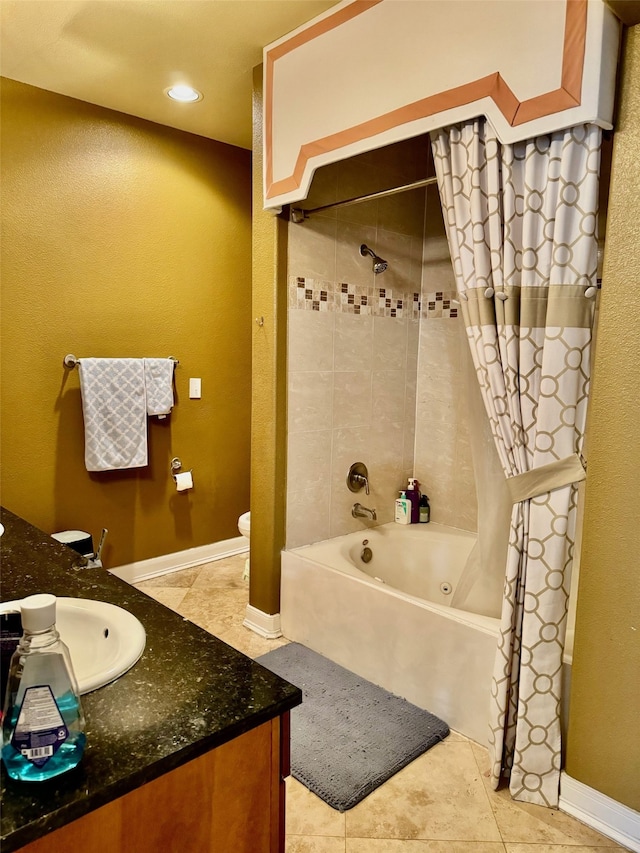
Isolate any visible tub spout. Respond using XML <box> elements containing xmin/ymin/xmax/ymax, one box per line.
<box><xmin>352</xmin><ymin>503</ymin><xmax>377</xmax><ymax>521</ymax></box>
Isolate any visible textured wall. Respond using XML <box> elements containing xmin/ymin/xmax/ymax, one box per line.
<box><xmin>249</xmin><ymin>66</ymin><xmax>289</xmax><ymax>615</ymax></box>
<box><xmin>565</xmin><ymin>26</ymin><xmax>640</xmax><ymax>811</ymax></box>
<box><xmin>0</xmin><ymin>79</ymin><xmax>252</xmax><ymax>567</ymax></box>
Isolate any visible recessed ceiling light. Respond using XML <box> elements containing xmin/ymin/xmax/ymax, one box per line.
<box><xmin>165</xmin><ymin>85</ymin><xmax>203</xmax><ymax>103</ymax></box>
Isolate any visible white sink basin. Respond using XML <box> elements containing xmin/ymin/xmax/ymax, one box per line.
<box><xmin>56</xmin><ymin>598</ymin><xmax>146</xmax><ymax>694</ymax></box>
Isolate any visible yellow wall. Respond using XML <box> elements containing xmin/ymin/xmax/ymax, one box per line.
<box><xmin>566</xmin><ymin>25</ymin><xmax>640</xmax><ymax>811</ymax></box>
<box><xmin>249</xmin><ymin>66</ymin><xmax>289</xmax><ymax>616</ymax></box>
<box><xmin>0</xmin><ymin>79</ymin><xmax>252</xmax><ymax>567</ymax></box>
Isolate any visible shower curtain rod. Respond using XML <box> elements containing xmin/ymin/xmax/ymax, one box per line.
<box><xmin>290</xmin><ymin>175</ymin><xmax>438</xmax><ymax>223</ymax></box>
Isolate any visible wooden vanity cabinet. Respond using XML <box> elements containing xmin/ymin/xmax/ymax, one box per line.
<box><xmin>18</xmin><ymin>715</ymin><xmax>290</xmax><ymax>853</ymax></box>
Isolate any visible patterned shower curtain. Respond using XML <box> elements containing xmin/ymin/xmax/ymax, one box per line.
<box><xmin>431</xmin><ymin>118</ymin><xmax>601</xmax><ymax>807</ymax></box>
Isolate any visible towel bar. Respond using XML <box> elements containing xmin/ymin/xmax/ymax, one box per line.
<box><xmin>63</xmin><ymin>354</ymin><xmax>179</xmax><ymax>368</ymax></box>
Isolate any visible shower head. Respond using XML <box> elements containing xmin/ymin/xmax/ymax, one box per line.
<box><xmin>360</xmin><ymin>244</ymin><xmax>388</xmax><ymax>274</ymax></box>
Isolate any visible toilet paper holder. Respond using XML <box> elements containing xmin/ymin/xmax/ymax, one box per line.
<box><xmin>170</xmin><ymin>458</ymin><xmax>194</xmax><ymax>491</ymax></box>
<box><xmin>170</xmin><ymin>457</ymin><xmax>193</xmax><ymax>478</ymax></box>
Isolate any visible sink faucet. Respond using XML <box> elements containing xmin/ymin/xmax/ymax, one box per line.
<box><xmin>352</xmin><ymin>502</ymin><xmax>377</xmax><ymax>521</ymax></box>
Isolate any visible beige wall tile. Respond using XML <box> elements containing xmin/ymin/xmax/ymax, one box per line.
<box><xmin>330</xmin><ymin>426</ymin><xmax>371</xmax><ymax>483</ymax></box>
<box><xmin>338</xmin><ymin>197</ymin><xmax>378</xmax><ymax>227</ymax></box>
<box><xmin>288</xmin><ymin>430</ymin><xmax>333</xmax><ymax>493</ymax></box>
<box><xmin>415</xmin><ymin>313</ymin><xmax>478</xmax><ymax>530</ymax></box>
<box><xmin>373</xmin><ymin>316</ymin><xmax>408</xmax><ymax>370</ymax></box>
<box><xmin>336</xmin><ymin>220</ymin><xmax>378</xmax><ymax>286</ymax></box>
<box><xmin>406</xmin><ymin>319</ymin><xmax>420</xmax><ymax>371</ymax></box>
<box><xmin>335</xmin><ymin>314</ymin><xmax>374</xmax><ymax>370</ymax></box>
<box><xmin>333</xmin><ymin>371</ymin><xmax>373</xmax><ymax>429</ymax></box>
<box><xmin>376</xmin><ymin>229</ymin><xmax>414</xmax><ymax>293</ymax></box>
<box><xmin>289</xmin><ymin>371</ymin><xmax>334</xmax><ymax>433</ymax></box>
<box><xmin>336</xmin><ymin>162</ymin><xmax>381</xmax><ymax>227</ymax></box>
<box><xmin>304</xmin><ymin>161</ymin><xmax>340</xmax><ymax>214</ymax></box>
<box><xmin>368</xmin><ymin>421</ymin><xmax>405</xmax><ymax>475</ymax></box>
<box><xmin>372</xmin><ymin>370</ymin><xmax>407</xmax><ymax>425</ymax></box>
<box><xmin>287</xmin><ymin>484</ymin><xmax>331</xmax><ymax>548</ymax></box>
<box><xmin>289</xmin><ymin>311</ymin><xmax>335</xmax><ymax>372</ymax></box>
<box><xmin>289</xmin><ymin>215</ymin><xmax>338</xmax><ymax>281</ymax></box>
<box><xmin>377</xmin><ymin>187</ymin><xmax>427</xmax><ymax>240</ymax></box>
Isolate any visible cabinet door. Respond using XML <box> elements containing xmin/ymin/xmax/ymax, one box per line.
<box><xmin>17</xmin><ymin>717</ymin><xmax>286</xmax><ymax>853</ymax></box>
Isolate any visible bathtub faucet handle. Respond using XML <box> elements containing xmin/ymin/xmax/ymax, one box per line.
<box><xmin>347</xmin><ymin>462</ymin><xmax>370</xmax><ymax>495</ymax></box>
<box><xmin>355</xmin><ymin>473</ymin><xmax>370</xmax><ymax>495</ymax></box>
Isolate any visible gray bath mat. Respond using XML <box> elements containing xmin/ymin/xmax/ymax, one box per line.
<box><xmin>256</xmin><ymin>643</ymin><xmax>449</xmax><ymax>811</ymax></box>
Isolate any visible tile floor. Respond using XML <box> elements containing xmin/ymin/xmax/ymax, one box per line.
<box><xmin>135</xmin><ymin>554</ymin><xmax>626</xmax><ymax>853</ymax></box>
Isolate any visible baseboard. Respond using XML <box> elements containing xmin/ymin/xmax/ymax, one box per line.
<box><xmin>109</xmin><ymin>537</ymin><xmax>249</xmax><ymax>584</ymax></box>
<box><xmin>243</xmin><ymin>604</ymin><xmax>282</xmax><ymax>639</ymax></box>
<box><xmin>559</xmin><ymin>772</ymin><xmax>640</xmax><ymax>852</ymax></box>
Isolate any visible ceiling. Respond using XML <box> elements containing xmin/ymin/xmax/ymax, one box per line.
<box><xmin>0</xmin><ymin>0</ymin><xmax>339</xmax><ymax>150</ymax></box>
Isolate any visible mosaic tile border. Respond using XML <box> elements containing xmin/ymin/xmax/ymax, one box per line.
<box><xmin>289</xmin><ymin>277</ymin><xmax>458</xmax><ymax>319</ymax></box>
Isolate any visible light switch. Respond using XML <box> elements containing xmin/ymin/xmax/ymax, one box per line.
<box><xmin>189</xmin><ymin>378</ymin><xmax>202</xmax><ymax>399</ymax></box>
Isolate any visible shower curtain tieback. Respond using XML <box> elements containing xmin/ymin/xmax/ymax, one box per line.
<box><xmin>506</xmin><ymin>454</ymin><xmax>586</xmax><ymax>504</ymax></box>
<box><xmin>431</xmin><ymin>117</ymin><xmax>601</xmax><ymax>808</ymax></box>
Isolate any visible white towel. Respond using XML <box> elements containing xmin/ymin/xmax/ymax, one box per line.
<box><xmin>78</xmin><ymin>358</ymin><xmax>148</xmax><ymax>472</ymax></box>
<box><xmin>143</xmin><ymin>358</ymin><xmax>174</xmax><ymax>417</ymax></box>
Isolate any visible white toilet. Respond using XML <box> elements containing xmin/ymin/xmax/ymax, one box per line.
<box><xmin>238</xmin><ymin>511</ymin><xmax>250</xmax><ymax>580</ymax></box>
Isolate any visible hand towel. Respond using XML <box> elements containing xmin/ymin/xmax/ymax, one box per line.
<box><xmin>78</xmin><ymin>358</ymin><xmax>148</xmax><ymax>472</ymax></box>
<box><xmin>143</xmin><ymin>358</ymin><xmax>175</xmax><ymax>418</ymax></box>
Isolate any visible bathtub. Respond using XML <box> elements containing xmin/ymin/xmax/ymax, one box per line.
<box><xmin>281</xmin><ymin>522</ymin><xmax>574</xmax><ymax>746</ymax></box>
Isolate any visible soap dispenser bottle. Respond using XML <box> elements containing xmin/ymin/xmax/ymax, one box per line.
<box><xmin>395</xmin><ymin>491</ymin><xmax>411</xmax><ymax>524</ymax></box>
<box><xmin>406</xmin><ymin>478</ymin><xmax>421</xmax><ymax>524</ymax></box>
<box><xmin>1</xmin><ymin>594</ymin><xmax>86</xmax><ymax>782</ymax></box>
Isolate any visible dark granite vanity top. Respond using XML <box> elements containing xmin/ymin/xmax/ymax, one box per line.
<box><xmin>0</xmin><ymin>507</ymin><xmax>301</xmax><ymax>852</ymax></box>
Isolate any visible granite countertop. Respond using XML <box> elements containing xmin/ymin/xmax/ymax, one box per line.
<box><xmin>0</xmin><ymin>507</ymin><xmax>301</xmax><ymax>853</ymax></box>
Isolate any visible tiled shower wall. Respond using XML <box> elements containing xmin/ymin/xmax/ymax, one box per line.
<box><xmin>414</xmin><ymin>185</ymin><xmax>478</xmax><ymax>530</ymax></box>
<box><xmin>286</xmin><ymin>140</ymin><xmax>477</xmax><ymax>548</ymax></box>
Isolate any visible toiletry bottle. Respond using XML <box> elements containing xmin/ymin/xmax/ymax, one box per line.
<box><xmin>407</xmin><ymin>478</ymin><xmax>421</xmax><ymax>524</ymax></box>
<box><xmin>419</xmin><ymin>493</ymin><xmax>431</xmax><ymax>523</ymax></box>
<box><xmin>395</xmin><ymin>491</ymin><xmax>410</xmax><ymax>525</ymax></box>
<box><xmin>1</xmin><ymin>594</ymin><xmax>86</xmax><ymax>782</ymax></box>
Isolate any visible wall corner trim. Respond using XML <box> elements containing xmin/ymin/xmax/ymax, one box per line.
<box><xmin>243</xmin><ymin>604</ymin><xmax>282</xmax><ymax>639</ymax></box>
<box><xmin>559</xmin><ymin>772</ymin><xmax>640</xmax><ymax>852</ymax></box>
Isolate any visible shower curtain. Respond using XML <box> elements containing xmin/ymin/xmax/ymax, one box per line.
<box><xmin>431</xmin><ymin>118</ymin><xmax>601</xmax><ymax>807</ymax></box>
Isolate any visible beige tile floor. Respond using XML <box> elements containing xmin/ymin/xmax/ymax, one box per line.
<box><xmin>135</xmin><ymin>555</ymin><xmax>626</xmax><ymax>853</ymax></box>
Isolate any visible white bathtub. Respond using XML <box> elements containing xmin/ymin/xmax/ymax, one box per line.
<box><xmin>281</xmin><ymin>522</ymin><xmax>574</xmax><ymax>746</ymax></box>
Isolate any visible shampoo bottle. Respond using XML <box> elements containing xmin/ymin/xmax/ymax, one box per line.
<box><xmin>406</xmin><ymin>478</ymin><xmax>421</xmax><ymax>524</ymax></box>
<box><xmin>1</xmin><ymin>594</ymin><xmax>86</xmax><ymax>782</ymax></box>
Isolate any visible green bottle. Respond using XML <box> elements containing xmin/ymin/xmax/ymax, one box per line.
<box><xmin>419</xmin><ymin>494</ymin><xmax>431</xmax><ymax>523</ymax></box>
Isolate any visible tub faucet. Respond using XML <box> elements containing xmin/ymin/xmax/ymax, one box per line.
<box><xmin>352</xmin><ymin>503</ymin><xmax>377</xmax><ymax>521</ymax></box>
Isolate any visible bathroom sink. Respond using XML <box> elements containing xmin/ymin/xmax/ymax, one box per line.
<box><xmin>56</xmin><ymin>598</ymin><xmax>146</xmax><ymax>694</ymax></box>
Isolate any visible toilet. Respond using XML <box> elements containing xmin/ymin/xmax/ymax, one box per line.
<box><xmin>237</xmin><ymin>511</ymin><xmax>250</xmax><ymax>580</ymax></box>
